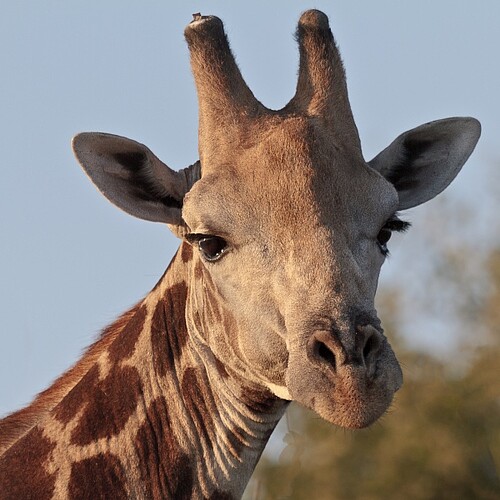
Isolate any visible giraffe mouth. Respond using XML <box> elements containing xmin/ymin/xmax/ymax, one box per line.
<box><xmin>286</xmin><ymin>337</ymin><xmax>403</xmax><ymax>429</ymax></box>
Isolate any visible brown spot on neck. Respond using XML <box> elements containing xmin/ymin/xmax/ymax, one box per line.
<box><xmin>240</xmin><ymin>386</ymin><xmax>280</xmax><ymax>414</ymax></box>
<box><xmin>53</xmin><ymin>365</ymin><xmax>99</xmax><ymax>425</ymax></box>
<box><xmin>72</xmin><ymin>365</ymin><xmax>142</xmax><ymax>445</ymax></box>
<box><xmin>181</xmin><ymin>241</ymin><xmax>194</xmax><ymax>262</ymax></box>
<box><xmin>108</xmin><ymin>304</ymin><xmax>147</xmax><ymax>363</ymax></box>
<box><xmin>68</xmin><ymin>453</ymin><xmax>127</xmax><ymax>499</ymax></box>
<box><xmin>0</xmin><ymin>426</ymin><xmax>56</xmax><ymax>499</ymax></box>
<box><xmin>151</xmin><ymin>281</ymin><xmax>189</xmax><ymax>377</ymax></box>
<box><xmin>181</xmin><ymin>368</ymin><xmax>217</xmax><ymax>448</ymax></box>
<box><xmin>135</xmin><ymin>397</ymin><xmax>193</xmax><ymax>499</ymax></box>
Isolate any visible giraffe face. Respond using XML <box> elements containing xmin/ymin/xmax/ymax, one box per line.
<box><xmin>73</xmin><ymin>11</ymin><xmax>480</xmax><ymax>429</ymax></box>
<box><xmin>181</xmin><ymin>115</ymin><xmax>403</xmax><ymax>428</ymax></box>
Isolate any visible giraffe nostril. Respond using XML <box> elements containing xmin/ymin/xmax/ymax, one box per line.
<box><xmin>314</xmin><ymin>340</ymin><xmax>337</xmax><ymax>372</ymax></box>
<box><xmin>308</xmin><ymin>330</ymin><xmax>346</xmax><ymax>373</ymax></box>
<box><xmin>363</xmin><ymin>332</ymin><xmax>381</xmax><ymax>361</ymax></box>
<box><xmin>358</xmin><ymin>327</ymin><xmax>384</xmax><ymax>378</ymax></box>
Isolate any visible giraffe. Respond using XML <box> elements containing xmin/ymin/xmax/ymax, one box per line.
<box><xmin>0</xmin><ymin>10</ymin><xmax>480</xmax><ymax>499</ymax></box>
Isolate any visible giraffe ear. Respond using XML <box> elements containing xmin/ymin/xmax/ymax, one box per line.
<box><xmin>368</xmin><ymin>117</ymin><xmax>481</xmax><ymax>210</ymax></box>
<box><xmin>72</xmin><ymin>133</ymin><xmax>200</xmax><ymax>230</ymax></box>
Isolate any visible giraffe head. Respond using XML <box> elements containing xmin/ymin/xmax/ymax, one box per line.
<box><xmin>72</xmin><ymin>11</ymin><xmax>480</xmax><ymax>429</ymax></box>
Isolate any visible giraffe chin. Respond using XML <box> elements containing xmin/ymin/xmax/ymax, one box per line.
<box><xmin>290</xmin><ymin>375</ymin><xmax>398</xmax><ymax>429</ymax></box>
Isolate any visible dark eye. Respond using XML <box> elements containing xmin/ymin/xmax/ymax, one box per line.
<box><xmin>198</xmin><ymin>236</ymin><xmax>228</xmax><ymax>262</ymax></box>
<box><xmin>377</xmin><ymin>228</ymin><xmax>392</xmax><ymax>256</ymax></box>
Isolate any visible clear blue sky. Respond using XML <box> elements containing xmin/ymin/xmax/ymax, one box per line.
<box><xmin>1</xmin><ymin>1</ymin><xmax>499</xmax><ymax>415</ymax></box>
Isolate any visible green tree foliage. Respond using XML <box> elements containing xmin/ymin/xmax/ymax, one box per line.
<box><xmin>246</xmin><ymin>249</ymin><xmax>500</xmax><ymax>499</ymax></box>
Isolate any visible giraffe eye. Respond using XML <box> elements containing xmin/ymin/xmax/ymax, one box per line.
<box><xmin>377</xmin><ymin>228</ymin><xmax>392</xmax><ymax>256</ymax></box>
<box><xmin>198</xmin><ymin>236</ymin><xmax>228</xmax><ymax>262</ymax></box>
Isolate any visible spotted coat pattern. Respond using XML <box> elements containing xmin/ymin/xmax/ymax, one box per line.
<box><xmin>0</xmin><ymin>246</ymin><xmax>286</xmax><ymax>499</ymax></box>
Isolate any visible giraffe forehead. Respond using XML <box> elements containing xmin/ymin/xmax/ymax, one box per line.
<box><xmin>184</xmin><ymin>136</ymin><xmax>397</xmax><ymax>240</ymax></box>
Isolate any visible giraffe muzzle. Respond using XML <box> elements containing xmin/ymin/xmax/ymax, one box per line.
<box><xmin>286</xmin><ymin>321</ymin><xmax>403</xmax><ymax>429</ymax></box>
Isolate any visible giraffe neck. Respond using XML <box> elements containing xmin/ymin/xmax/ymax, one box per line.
<box><xmin>0</xmin><ymin>244</ymin><xmax>287</xmax><ymax>499</ymax></box>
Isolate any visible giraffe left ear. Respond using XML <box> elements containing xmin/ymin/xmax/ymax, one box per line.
<box><xmin>72</xmin><ymin>133</ymin><xmax>200</xmax><ymax>233</ymax></box>
<box><xmin>368</xmin><ymin>117</ymin><xmax>481</xmax><ymax>210</ymax></box>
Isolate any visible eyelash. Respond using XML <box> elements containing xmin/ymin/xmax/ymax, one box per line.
<box><xmin>384</xmin><ymin>218</ymin><xmax>411</xmax><ymax>233</ymax></box>
<box><xmin>377</xmin><ymin>216</ymin><xmax>411</xmax><ymax>257</ymax></box>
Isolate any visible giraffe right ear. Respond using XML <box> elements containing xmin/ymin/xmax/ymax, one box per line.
<box><xmin>72</xmin><ymin>133</ymin><xmax>200</xmax><ymax>232</ymax></box>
